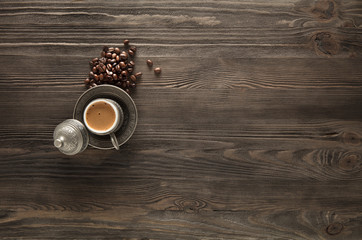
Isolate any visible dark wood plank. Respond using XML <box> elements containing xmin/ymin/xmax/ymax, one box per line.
<box><xmin>1</xmin><ymin>0</ymin><xmax>362</xmax><ymax>239</ymax></box>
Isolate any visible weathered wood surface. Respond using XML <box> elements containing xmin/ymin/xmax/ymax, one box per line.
<box><xmin>0</xmin><ymin>0</ymin><xmax>362</xmax><ymax>239</ymax></box>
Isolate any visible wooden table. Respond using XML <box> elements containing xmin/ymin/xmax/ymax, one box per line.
<box><xmin>1</xmin><ymin>0</ymin><xmax>361</xmax><ymax>239</ymax></box>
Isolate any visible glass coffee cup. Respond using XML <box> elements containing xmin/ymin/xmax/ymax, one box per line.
<box><xmin>83</xmin><ymin>98</ymin><xmax>123</xmax><ymax>150</ymax></box>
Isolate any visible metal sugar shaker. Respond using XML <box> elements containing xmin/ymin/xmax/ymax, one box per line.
<box><xmin>53</xmin><ymin>119</ymin><xmax>89</xmax><ymax>155</ymax></box>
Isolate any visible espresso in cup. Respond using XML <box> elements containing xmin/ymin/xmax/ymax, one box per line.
<box><xmin>85</xmin><ymin>101</ymin><xmax>116</xmax><ymax>132</ymax></box>
<box><xmin>83</xmin><ymin>98</ymin><xmax>123</xmax><ymax>150</ymax></box>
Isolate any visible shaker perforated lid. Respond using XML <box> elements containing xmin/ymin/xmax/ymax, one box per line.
<box><xmin>53</xmin><ymin>119</ymin><xmax>89</xmax><ymax>155</ymax></box>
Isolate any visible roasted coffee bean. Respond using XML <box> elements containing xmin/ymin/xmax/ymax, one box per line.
<box><xmin>106</xmin><ymin>69</ymin><xmax>113</xmax><ymax>76</ymax></box>
<box><xmin>110</xmin><ymin>59</ymin><xmax>116</xmax><ymax>64</ymax></box>
<box><xmin>89</xmin><ymin>61</ymin><xmax>94</xmax><ymax>67</ymax></box>
<box><xmin>103</xmin><ymin>46</ymin><xmax>109</xmax><ymax>52</ymax></box>
<box><xmin>101</xmin><ymin>64</ymin><xmax>106</xmax><ymax>72</ymax></box>
<box><xmin>115</xmin><ymin>47</ymin><xmax>121</xmax><ymax>54</ymax></box>
<box><xmin>135</xmin><ymin>72</ymin><xmax>142</xmax><ymax>78</ymax></box>
<box><xmin>147</xmin><ymin>59</ymin><xmax>153</xmax><ymax>67</ymax></box>
<box><xmin>120</xmin><ymin>62</ymin><xmax>127</xmax><ymax>69</ymax></box>
<box><xmin>124</xmin><ymin>39</ymin><xmax>130</xmax><ymax>46</ymax></box>
<box><xmin>96</xmin><ymin>65</ymin><xmax>102</xmax><ymax>73</ymax></box>
<box><xmin>89</xmin><ymin>71</ymin><xmax>95</xmax><ymax>79</ymax></box>
<box><xmin>154</xmin><ymin>67</ymin><xmax>161</xmax><ymax>74</ymax></box>
<box><xmin>91</xmin><ymin>83</ymin><xmax>97</xmax><ymax>87</ymax></box>
<box><xmin>92</xmin><ymin>57</ymin><xmax>99</xmax><ymax>62</ymax></box>
<box><xmin>127</xmin><ymin>67</ymin><xmax>133</xmax><ymax>73</ymax></box>
<box><xmin>108</xmin><ymin>47</ymin><xmax>114</xmax><ymax>52</ymax></box>
<box><xmin>107</xmin><ymin>64</ymin><xmax>112</xmax><ymax>70</ymax></box>
<box><xmin>130</xmin><ymin>75</ymin><xmax>136</xmax><ymax>82</ymax></box>
<box><xmin>84</xmin><ymin>78</ymin><xmax>90</xmax><ymax>84</ymax></box>
<box><xmin>99</xmin><ymin>73</ymin><xmax>104</xmax><ymax>81</ymax></box>
<box><xmin>129</xmin><ymin>60</ymin><xmax>135</xmax><ymax>67</ymax></box>
<box><xmin>101</xmin><ymin>51</ymin><xmax>106</xmax><ymax>57</ymax></box>
<box><xmin>100</xmin><ymin>57</ymin><xmax>106</xmax><ymax>64</ymax></box>
<box><xmin>126</xmin><ymin>80</ymin><xmax>130</xmax><ymax>87</ymax></box>
<box><xmin>121</xmin><ymin>70</ymin><xmax>128</xmax><ymax>77</ymax></box>
<box><xmin>92</xmin><ymin>66</ymin><xmax>97</xmax><ymax>73</ymax></box>
<box><xmin>116</xmin><ymin>81</ymin><xmax>122</xmax><ymax>87</ymax></box>
<box><xmin>116</xmin><ymin>55</ymin><xmax>120</xmax><ymax>62</ymax></box>
<box><xmin>130</xmin><ymin>46</ymin><xmax>137</xmax><ymax>52</ymax></box>
<box><xmin>106</xmin><ymin>52</ymin><xmax>112</xmax><ymax>58</ymax></box>
<box><xmin>113</xmin><ymin>73</ymin><xmax>118</xmax><ymax>81</ymax></box>
<box><xmin>125</xmin><ymin>88</ymin><xmax>130</xmax><ymax>94</ymax></box>
<box><xmin>120</xmin><ymin>51</ymin><xmax>128</xmax><ymax>60</ymax></box>
<box><xmin>94</xmin><ymin>74</ymin><xmax>99</xmax><ymax>81</ymax></box>
<box><xmin>112</xmin><ymin>53</ymin><xmax>117</xmax><ymax>59</ymax></box>
<box><xmin>128</xmin><ymin>49</ymin><xmax>134</xmax><ymax>57</ymax></box>
<box><xmin>115</xmin><ymin>65</ymin><xmax>121</xmax><ymax>72</ymax></box>
<box><xmin>131</xmin><ymin>82</ymin><xmax>136</xmax><ymax>88</ymax></box>
<box><xmin>122</xmin><ymin>81</ymin><xmax>127</xmax><ymax>88</ymax></box>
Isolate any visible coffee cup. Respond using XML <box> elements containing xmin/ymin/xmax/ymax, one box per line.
<box><xmin>83</xmin><ymin>98</ymin><xmax>124</xmax><ymax>150</ymax></box>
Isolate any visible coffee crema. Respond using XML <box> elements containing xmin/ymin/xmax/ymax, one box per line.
<box><xmin>85</xmin><ymin>101</ymin><xmax>116</xmax><ymax>131</ymax></box>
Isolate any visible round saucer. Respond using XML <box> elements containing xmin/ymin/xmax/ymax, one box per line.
<box><xmin>73</xmin><ymin>85</ymin><xmax>138</xmax><ymax>150</ymax></box>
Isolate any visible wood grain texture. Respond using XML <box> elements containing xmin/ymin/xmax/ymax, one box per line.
<box><xmin>0</xmin><ymin>0</ymin><xmax>362</xmax><ymax>239</ymax></box>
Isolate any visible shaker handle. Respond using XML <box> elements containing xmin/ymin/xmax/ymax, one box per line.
<box><xmin>110</xmin><ymin>132</ymin><xmax>119</xmax><ymax>150</ymax></box>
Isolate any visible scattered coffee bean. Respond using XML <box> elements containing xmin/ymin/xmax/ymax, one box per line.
<box><xmin>126</xmin><ymin>80</ymin><xmax>130</xmax><ymax>87</ymax></box>
<box><xmin>94</xmin><ymin>74</ymin><xmax>99</xmax><ymax>81</ymax></box>
<box><xmin>116</xmin><ymin>55</ymin><xmax>120</xmax><ymax>62</ymax></box>
<box><xmin>108</xmin><ymin>47</ymin><xmax>114</xmax><ymax>52</ymax></box>
<box><xmin>99</xmin><ymin>74</ymin><xmax>104</xmax><ymax>81</ymax></box>
<box><xmin>106</xmin><ymin>52</ymin><xmax>112</xmax><ymax>58</ymax></box>
<box><xmin>127</xmin><ymin>67</ymin><xmax>133</xmax><ymax>73</ymax></box>
<box><xmin>129</xmin><ymin>60</ymin><xmax>135</xmax><ymax>67</ymax></box>
<box><xmin>92</xmin><ymin>66</ymin><xmax>97</xmax><ymax>73</ymax></box>
<box><xmin>130</xmin><ymin>46</ymin><xmax>136</xmax><ymax>53</ymax></box>
<box><xmin>121</xmin><ymin>70</ymin><xmax>128</xmax><ymax>77</ymax></box>
<box><xmin>120</xmin><ymin>62</ymin><xmax>127</xmax><ymax>69</ymax></box>
<box><xmin>113</xmin><ymin>73</ymin><xmax>118</xmax><ymax>81</ymax></box>
<box><xmin>112</xmin><ymin>53</ymin><xmax>117</xmax><ymax>59</ymax></box>
<box><xmin>130</xmin><ymin>75</ymin><xmax>136</xmax><ymax>82</ymax></box>
<box><xmin>115</xmin><ymin>47</ymin><xmax>121</xmax><ymax>54</ymax></box>
<box><xmin>154</xmin><ymin>67</ymin><xmax>161</xmax><ymax>74</ymax></box>
<box><xmin>120</xmin><ymin>51</ymin><xmax>128</xmax><ymax>60</ymax></box>
<box><xmin>124</xmin><ymin>39</ymin><xmax>129</xmax><ymax>46</ymax></box>
<box><xmin>107</xmin><ymin>64</ymin><xmax>112</xmax><ymax>70</ymax></box>
<box><xmin>128</xmin><ymin>49</ymin><xmax>134</xmax><ymax>57</ymax></box>
<box><xmin>135</xmin><ymin>72</ymin><xmax>142</xmax><ymax>78</ymax></box>
<box><xmin>147</xmin><ymin>59</ymin><xmax>153</xmax><ymax>67</ymax></box>
<box><xmin>84</xmin><ymin>78</ymin><xmax>90</xmax><ymax>84</ymax></box>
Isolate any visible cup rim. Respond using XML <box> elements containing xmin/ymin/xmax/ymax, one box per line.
<box><xmin>83</xmin><ymin>98</ymin><xmax>119</xmax><ymax>135</ymax></box>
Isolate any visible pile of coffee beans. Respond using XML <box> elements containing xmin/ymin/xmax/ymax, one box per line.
<box><xmin>84</xmin><ymin>40</ymin><xmax>142</xmax><ymax>94</ymax></box>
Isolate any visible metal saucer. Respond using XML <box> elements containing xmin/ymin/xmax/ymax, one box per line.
<box><xmin>73</xmin><ymin>85</ymin><xmax>138</xmax><ymax>150</ymax></box>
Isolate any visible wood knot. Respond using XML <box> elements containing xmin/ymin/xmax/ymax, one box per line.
<box><xmin>311</xmin><ymin>0</ymin><xmax>337</xmax><ymax>21</ymax></box>
<box><xmin>342</xmin><ymin>132</ymin><xmax>360</xmax><ymax>146</ymax></box>
<box><xmin>339</xmin><ymin>153</ymin><xmax>361</xmax><ymax>171</ymax></box>
<box><xmin>312</xmin><ymin>32</ymin><xmax>340</xmax><ymax>56</ymax></box>
<box><xmin>173</xmin><ymin>198</ymin><xmax>207</xmax><ymax>213</ymax></box>
<box><xmin>326</xmin><ymin>222</ymin><xmax>343</xmax><ymax>235</ymax></box>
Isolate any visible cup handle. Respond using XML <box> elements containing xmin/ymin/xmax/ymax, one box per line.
<box><xmin>110</xmin><ymin>132</ymin><xmax>119</xmax><ymax>150</ymax></box>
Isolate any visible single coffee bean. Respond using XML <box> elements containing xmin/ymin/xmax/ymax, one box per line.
<box><xmin>84</xmin><ymin>78</ymin><xmax>90</xmax><ymax>84</ymax></box>
<box><xmin>94</xmin><ymin>74</ymin><xmax>99</xmax><ymax>81</ymax></box>
<box><xmin>135</xmin><ymin>72</ymin><xmax>142</xmax><ymax>78</ymax></box>
<box><xmin>112</xmin><ymin>62</ymin><xmax>117</xmax><ymax>67</ymax></box>
<box><xmin>107</xmin><ymin>75</ymin><xmax>113</xmax><ymax>81</ymax></box>
<box><xmin>131</xmin><ymin>82</ymin><xmax>136</xmax><ymax>88</ymax></box>
<box><xmin>101</xmin><ymin>51</ymin><xmax>106</xmax><ymax>57</ymax></box>
<box><xmin>115</xmin><ymin>65</ymin><xmax>121</xmax><ymax>72</ymax></box>
<box><xmin>91</xmin><ymin>83</ymin><xmax>97</xmax><ymax>87</ymax></box>
<box><xmin>127</xmin><ymin>67</ymin><xmax>133</xmax><ymax>73</ymax></box>
<box><xmin>122</xmin><ymin>81</ymin><xmax>127</xmax><ymax>88</ymax></box>
<box><xmin>126</xmin><ymin>80</ymin><xmax>130</xmax><ymax>87</ymax></box>
<box><xmin>116</xmin><ymin>55</ymin><xmax>120</xmax><ymax>62</ymax></box>
<box><xmin>128</xmin><ymin>49</ymin><xmax>134</xmax><ymax>57</ymax></box>
<box><xmin>107</xmin><ymin>64</ymin><xmax>112</xmax><ymax>70</ymax></box>
<box><xmin>100</xmin><ymin>57</ymin><xmax>106</xmax><ymax>64</ymax></box>
<box><xmin>154</xmin><ymin>67</ymin><xmax>161</xmax><ymax>74</ymax></box>
<box><xmin>106</xmin><ymin>52</ymin><xmax>112</xmax><ymax>58</ymax></box>
<box><xmin>116</xmin><ymin>81</ymin><xmax>122</xmax><ymax>87</ymax></box>
<box><xmin>130</xmin><ymin>75</ymin><xmax>136</xmax><ymax>82</ymax></box>
<box><xmin>112</xmin><ymin>53</ymin><xmax>117</xmax><ymax>59</ymax></box>
<box><xmin>147</xmin><ymin>59</ymin><xmax>153</xmax><ymax>67</ymax></box>
<box><xmin>107</xmin><ymin>58</ymin><xmax>112</xmax><ymax>64</ymax></box>
<box><xmin>92</xmin><ymin>66</ymin><xmax>97</xmax><ymax>73</ymax></box>
<box><xmin>102</xmin><ymin>64</ymin><xmax>106</xmax><ymax>72</ymax></box>
<box><xmin>125</xmin><ymin>88</ymin><xmax>130</xmax><ymax>94</ymax></box>
<box><xmin>114</xmin><ymin>47</ymin><xmax>120</xmax><ymax>54</ymax></box>
<box><xmin>120</xmin><ymin>51</ymin><xmax>128</xmax><ymax>60</ymax></box>
<box><xmin>89</xmin><ymin>71</ymin><xmax>95</xmax><ymax>79</ymax></box>
<box><xmin>92</xmin><ymin>57</ymin><xmax>99</xmax><ymax>62</ymax></box>
<box><xmin>108</xmin><ymin>47</ymin><xmax>114</xmax><ymax>52</ymax></box>
<box><xmin>124</xmin><ymin>39</ymin><xmax>130</xmax><ymax>46</ymax></box>
<box><xmin>106</xmin><ymin>69</ymin><xmax>113</xmax><ymax>76</ymax></box>
<box><xmin>129</xmin><ymin>60</ymin><xmax>135</xmax><ymax>67</ymax></box>
<box><xmin>121</xmin><ymin>70</ymin><xmax>128</xmax><ymax>77</ymax></box>
<box><xmin>120</xmin><ymin>62</ymin><xmax>127</xmax><ymax>69</ymax></box>
<box><xmin>99</xmin><ymin>73</ymin><xmax>104</xmax><ymax>81</ymax></box>
<box><xmin>130</xmin><ymin>46</ymin><xmax>137</xmax><ymax>52</ymax></box>
<box><xmin>113</xmin><ymin>73</ymin><xmax>118</xmax><ymax>80</ymax></box>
